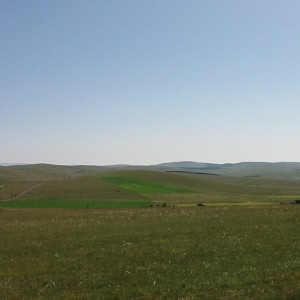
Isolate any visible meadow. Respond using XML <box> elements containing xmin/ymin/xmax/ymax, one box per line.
<box><xmin>2</xmin><ymin>168</ymin><xmax>300</xmax><ymax>208</ymax></box>
<box><xmin>1</xmin><ymin>205</ymin><xmax>299</xmax><ymax>299</ymax></box>
<box><xmin>0</xmin><ymin>199</ymin><xmax>149</xmax><ymax>209</ymax></box>
<box><xmin>0</xmin><ymin>164</ymin><xmax>299</xmax><ymax>299</ymax></box>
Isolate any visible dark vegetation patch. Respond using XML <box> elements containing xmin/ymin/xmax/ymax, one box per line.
<box><xmin>291</xmin><ymin>200</ymin><xmax>300</xmax><ymax>204</ymax></box>
<box><xmin>165</xmin><ymin>170</ymin><xmax>220</xmax><ymax>176</ymax></box>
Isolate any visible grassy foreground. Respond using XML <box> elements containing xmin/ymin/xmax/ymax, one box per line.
<box><xmin>1</xmin><ymin>206</ymin><xmax>299</xmax><ymax>299</ymax></box>
<box><xmin>0</xmin><ymin>199</ymin><xmax>150</xmax><ymax>209</ymax></box>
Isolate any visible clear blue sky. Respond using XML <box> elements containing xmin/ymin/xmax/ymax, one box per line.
<box><xmin>1</xmin><ymin>1</ymin><xmax>300</xmax><ymax>165</ymax></box>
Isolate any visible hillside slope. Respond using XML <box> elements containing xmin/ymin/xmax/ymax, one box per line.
<box><xmin>2</xmin><ymin>165</ymin><xmax>300</xmax><ymax>204</ymax></box>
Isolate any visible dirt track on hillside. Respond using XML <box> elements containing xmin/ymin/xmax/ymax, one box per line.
<box><xmin>1</xmin><ymin>182</ymin><xmax>43</xmax><ymax>202</ymax></box>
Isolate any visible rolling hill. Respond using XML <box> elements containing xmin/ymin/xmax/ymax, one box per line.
<box><xmin>2</xmin><ymin>164</ymin><xmax>300</xmax><ymax>207</ymax></box>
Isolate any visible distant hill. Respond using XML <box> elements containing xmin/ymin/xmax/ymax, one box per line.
<box><xmin>2</xmin><ymin>168</ymin><xmax>300</xmax><ymax>205</ymax></box>
<box><xmin>156</xmin><ymin>161</ymin><xmax>233</xmax><ymax>169</ymax></box>
<box><xmin>0</xmin><ymin>163</ymin><xmax>25</xmax><ymax>166</ymax></box>
<box><xmin>1</xmin><ymin>161</ymin><xmax>300</xmax><ymax>179</ymax></box>
<box><xmin>149</xmin><ymin>161</ymin><xmax>300</xmax><ymax>179</ymax></box>
<box><xmin>0</xmin><ymin>163</ymin><xmax>108</xmax><ymax>181</ymax></box>
<box><xmin>2</xmin><ymin>162</ymin><xmax>300</xmax><ymax>204</ymax></box>
<box><xmin>216</xmin><ymin>161</ymin><xmax>300</xmax><ymax>178</ymax></box>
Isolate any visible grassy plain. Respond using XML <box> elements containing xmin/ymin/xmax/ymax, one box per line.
<box><xmin>1</xmin><ymin>205</ymin><xmax>299</xmax><ymax>299</ymax></box>
<box><xmin>0</xmin><ymin>164</ymin><xmax>108</xmax><ymax>200</ymax></box>
<box><xmin>99</xmin><ymin>171</ymin><xmax>300</xmax><ymax>205</ymax></box>
<box><xmin>20</xmin><ymin>175</ymin><xmax>148</xmax><ymax>202</ymax></box>
<box><xmin>2</xmin><ymin>161</ymin><xmax>300</xmax><ymax>201</ymax></box>
<box><xmin>1</xmin><ymin>165</ymin><xmax>300</xmax><ymax>298</ymax></box>
<box><xmin>2</xmin><ymin>169</ymin><xmax>300</xmax><ymax>207</ymax></box>
<box><xmin>0</xmin><ymin>199</ymin><xmax>149</xmax><ymax>209</ymax></box>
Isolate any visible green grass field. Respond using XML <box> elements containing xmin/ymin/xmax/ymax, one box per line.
<box><xmin>0</xmin><ymin>164</ymin><xmax>110</xmax><ymax>200</ymax></box>
<box><xmin>102</xmin><ymin>176</ymin><xmax>196</xmax><ymax>194</ymax></box>
<box><xmin>0</xmin><ymin>199</ymin><xmax>150</xmax><ymax>209</ymax></box>
<box><xmin>2</xmin><ymin>168</ymin><xmax>300</xmax><ymax>207</ymax></box>
<box><xmin>1</xmin><ymin>206</ymin><xmax>299</xmax><ymax>299</ymax></box>
<box><xmin>1</xmin><ymin>165</ymin><xmax>300</xmax><ymax>298</ymax></box>
<box><xmin>19</xmin><ymin>175</ymin><xmax>148</xmax><ymax>202</ymax></box>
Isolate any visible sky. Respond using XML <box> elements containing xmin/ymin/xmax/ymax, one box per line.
<box><xmin>1</xmin><ymin>0</ymin><xmax>300</xmax><ymax>165</ymax></box>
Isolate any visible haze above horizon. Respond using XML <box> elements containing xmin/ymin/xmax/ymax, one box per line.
<box><xmin>1</xmin><ymin>1</ymin><xmax>300</xmax><ymax>165</ymax></box>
